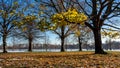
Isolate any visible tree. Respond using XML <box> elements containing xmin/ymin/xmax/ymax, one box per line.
<box><xmin>12</xmin><ymin>0</ymin><xmax>46</xmax><ymax>52</ymax></box>
<box><xmin>35</xmin><ymin>0</ymin><xmax>120</xmax><ymax>54</ymax></box>
<box><xmin>51</xmin><ymin>8</ymin><xmax>87</xmax><ymax>52</ymax></box>
<box><xmin>72</xmin><ymin>0</ymin><xmax>120</xmax><ymax>54</ymax></box>
<box><xmin>75</xmin><ymin>26</ymin><xmax>92</xmax><ymax>51</ymax></box>
<box><xmin>0</xmin><ymin>0</ymin><xmax>20</xmax><ymax>53</ymax></box>
<box><xmin>35</xmin><ymin>0</ymin><xmax>87</xmax><ymax>52</ymax></box>
<box><xmin>13</xmin><ymin>14</ymin><xmax>42</xmax><ymax>52</ymax></box>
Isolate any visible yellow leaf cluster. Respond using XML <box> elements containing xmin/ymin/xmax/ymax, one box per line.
<box><xmin>51</xmin><ymin>8</ymin><xmax>87</xmax><ymax>27</ymax></box>
<box><xmin>14</xmin><ymin>2</ymin><xmax>18</xmax><ymax>5</ymax></box>
<box><xmin>102</xmin><ymin>30</ymin><xmax>120</xmax><ymax>39</ymax></box>
<box><xmin>3</xmin><ymin>13</ymin><xmax>8</xmax><ymax>18</ymax></box>
<box><xmin>39</xmin><ymin>11</ymin><xmax>44</xmax><ymax>15</ymax></box>
<box><xmin>23</xmin><ymin>15</ymin><xmax>36</xmax><ymax>22</ymax></box>
<box><xmin>10</xmin><ymin>12</ymin><xmax>14</xmax><ymax>16</ymax></box>
<box><xmin>22</xmin><ymin>27</ymin><xmax>27</xmax><ymax>32</ymax></box>
<box><xmin>13</xmin><ymin>15</ymin><xmax>37</xmax><ymax>32</ymax></box>
<box><xmin>49</xmin><ymin>24</ymin><xmax>57</xmax><ymax>30</ymax></box>
<box><xmin>63</xmin><ymin>9</ymin><xmax>87</xmax><ymax>24</ymax></box>
<box><xmin>75</xmin><ymin>30</ymin><xmax>81</xmax><ymax>36</ymax></box>
<box><xmin>51</xmin><ymin>13</ymin><xmax>67</xmax><ymax>27</ymax></box>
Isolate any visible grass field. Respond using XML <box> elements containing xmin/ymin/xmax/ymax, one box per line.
<box><xmin>0</xmin><ymin>51</ymin><xmax>120</xmax><ymax>68</ymax></box>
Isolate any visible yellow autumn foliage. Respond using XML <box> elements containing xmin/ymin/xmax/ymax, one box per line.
<box><xmin>102</xmin><ymin>30</ymin><xmax>120</xmax><ymax>39</ymax></box>
<box><xmin>10</xmin><ymin>12</ymin><xmax>14</xmax><ymax>16</ymax></box>
<box><xmin>23</xmin><ymin>15</ymin><xmax>36</xmax><ymax>22</ymax></box>
<box><xmin>51</xmin><ymin>8</ymin><xmax>87</xmax><ymax>36</ymax></box>
<box><xmin>14</xmin><ymin>2</ymin><xmax>18</xmax><ymax>5</ymax></box>
<box><xmin>13</xmin><ymin>15</ymin><xmax>37</xmax><ymax>32</ymax></box>
<box><xmin>51</xmin><ymin>8</ymin><xmax>87</xmax><ymax>27</ymax></box>
<box><xmin>75</xmin><ymin>30</ymin><xmax>81</xmax><ymax>36</ymax></box>
<box><xmin>22</xmin><ymin>27</ymin><xmax>27</xmax><ymax>32</ymax></box>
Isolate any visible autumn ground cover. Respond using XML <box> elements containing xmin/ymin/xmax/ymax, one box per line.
<box><xmin>0</xmin><ymin>51</ymin><xmax>120</xmax><ymax>68</ymax></box>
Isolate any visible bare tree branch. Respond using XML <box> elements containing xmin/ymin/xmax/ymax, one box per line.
<box><xmin>104</xmin><ymin>23</ymin><xmax>120</xmax><ymax>29</ymax></box>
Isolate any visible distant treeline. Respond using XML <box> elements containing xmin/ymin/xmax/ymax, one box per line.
<box><xmin>0</xmin><ymin>41</ymin><xmax>119</xmax><ymax>50</ymax></box>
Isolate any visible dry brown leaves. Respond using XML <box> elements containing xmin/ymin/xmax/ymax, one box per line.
<box><xmin>0</xmin><ymin>52</ymin><xmax>120</xmax><ymax>68</ymax></box>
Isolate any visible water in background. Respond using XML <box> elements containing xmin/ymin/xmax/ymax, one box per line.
<box><xmin>0</xmin><ymin>49</ymin><xmax>119</xmax><ymax>52</ymax></box>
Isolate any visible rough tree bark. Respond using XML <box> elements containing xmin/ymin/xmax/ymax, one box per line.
<box><xmin>93</xmin><ymin>29</ymin><xmax>106</xmax><ymax>54</ymax></box>
<box><xmin>2</xmin><ymin>34</ymin><xmax>7</xmax><ymax>53</ymax></box>
<box><xmin>60</xmin><ymin>26</ymin><xmax>65</xmax><ymax>52</ymax></box>
<box><xmin>78</xmin><ymin>36</ymin><xmax>82</xmax><ymax>51</ymax></box>
<box><xmin>28</xmin><ymin>38</ymin><xmax>32</xmax><ymax>52</ymax></box>
<box><xmin>28</xmin><ymin>35</ymin><xmax>33</xmax><ymax>52</ymax></box>
<box><xmin>61</xmin><ymin>37</ymin><xmax>65</xmax><ymax>52</ymax></box>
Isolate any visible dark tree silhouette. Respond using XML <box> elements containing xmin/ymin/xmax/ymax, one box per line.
<box><xmin>73</xmin><ymin>0</ymin><xmax>120</xmax><ymax>54</ymax></box>
<box><xmin>35</xmin><ymin>0</ymin><xmax>120</xmax><ymax>54</ymax></box>
<box><xmin>38</xmin><ymin>0</ymin><xmax>77</xmax><ymax>52</ymax></box>
<box><xmin>0</xmin><ymin>0</ymin><xmax>20</xmax><ymax>53</ymax></box>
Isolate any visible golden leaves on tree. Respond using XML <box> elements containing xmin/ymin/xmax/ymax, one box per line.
<box><xmin>51</xmin><ymin>8</ymin><xmax>87</xmax><ymax>27</ymax></box>
<box><xmin>102</xmin><ymin>29</ymin><xmax>120</xmax><ymax>39</ymax></box>
<box><xmin>13</xmin><ymin>15</ymin><xmax>37</xmax><ymax>32</ymax></box>
<box><xmin>51</xmin><ymin>8</ymin><xmax>87</xmax><ymax>36</ymax></box>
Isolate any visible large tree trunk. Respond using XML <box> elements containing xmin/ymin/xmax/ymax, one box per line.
<box><xmin>60</xmin><ymin>26</ymin><xmax>65</xmax><ymax>52</ymax></box>
<box><xmin>78</xmin><ymin>36</ymin><xmax>82</xmax><ymax>51</ymax></box>
<box><xmin>93</xmin><ymin>29</ymin><xmax>107</xmax><ymax>54</ymax></box>
<box><xmin>2</xmin><ymin>35</ymin><xmax>7</xmax><ymax>53</ymax></box>
<box><xmin>61</xmin><ymin>37</ymin><xmax>65</xmax><ymax>52</ymax></box>
<box><xmin>28</xmin><ymin>38</ymin><xmax>32</xmax><ymax>52</ymax></box>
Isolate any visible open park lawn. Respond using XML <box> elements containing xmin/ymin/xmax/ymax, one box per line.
<box><xmin>0</xmin><ymin>52</ymin><xmax>120</xmax><ymax>68</ymax></box>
